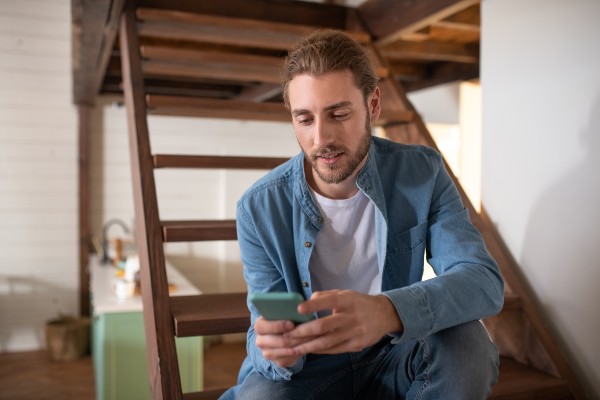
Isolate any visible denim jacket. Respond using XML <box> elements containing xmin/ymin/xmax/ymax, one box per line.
<box><xmin>236</xmin><ymin>136</ymin><xmax>504</xmax><ymax>382</ymax></box>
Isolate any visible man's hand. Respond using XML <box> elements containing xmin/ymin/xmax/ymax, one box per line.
<box><xmin>285</xmin><ymin>290</ymin><xmax>403</xmax><ymax>356</ymax></box>
<box><xmin>254</xmin><ymin>318</ymin><xmax>312</xmax><ymax>368</ymax></box>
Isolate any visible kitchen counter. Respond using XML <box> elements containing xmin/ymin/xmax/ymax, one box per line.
<box><xmin>90</xmin><ymin>255</ymin><xmax>200</xmax><ymax>314</ymax></box>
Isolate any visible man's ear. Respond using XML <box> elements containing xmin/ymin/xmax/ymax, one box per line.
<box><xmin>369</xmin><ymin>87</ymin><xmax>381</xmax><ymax>122</ymax></box>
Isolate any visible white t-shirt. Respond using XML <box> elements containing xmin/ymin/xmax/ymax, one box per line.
<box><xmin>309</xmin><ymin>189</ymin><xmax>381</xmax><ymax>297</ymax></box>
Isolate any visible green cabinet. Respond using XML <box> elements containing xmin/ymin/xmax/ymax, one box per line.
<box><xmin>90</xmin><ymin>256</ymin><xmax>204</xmax><ymax>400</ymax></box>
<box><xmin>92</xmin><ymin>311</ymin><xmax>203</xmax><ymax>400</ymax></box>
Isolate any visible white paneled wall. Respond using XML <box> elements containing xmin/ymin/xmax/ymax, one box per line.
<box><xmin>0</xmin><ymin>0</ymin><xmax>77</xmax><ymax>351</ymax></box>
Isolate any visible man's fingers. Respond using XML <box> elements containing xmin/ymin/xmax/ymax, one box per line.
<box><xmin>254</xmin><ymin>317</ymin><xmax>295</xmax><ymax>335</ymax></box>
<box><xmin>297</xmin><ymin>290</ymin><xmax>343</xmax><ymax>314</ymax></box>
<box><xmin>256</xmin><ymin>332</ymin><xmax>311</xmax><ymax>350</ymax></box>
<box><xmin>292</xmin><ymin>330</ymin><xmax>361</xmax><ymax>355</ymax></box>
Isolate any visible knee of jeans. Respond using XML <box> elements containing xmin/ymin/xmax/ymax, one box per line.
<box><xmin>236</xmin><ymin>372</ymin><xmax>299</xmax><ymax>400</ymax></box>
<box><xmin>426</xmin><ymin>321</ymin><xmax>499</xmax><ymax>378</ymax></box>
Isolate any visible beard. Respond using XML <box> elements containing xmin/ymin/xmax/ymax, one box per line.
<box><xmin>305</xmin><ymin>117</ymin><xmax>372</xmax><ymax>184</ymax></box>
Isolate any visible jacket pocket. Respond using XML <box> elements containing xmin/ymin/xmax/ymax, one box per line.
<box><xmin>387</xmin><ymin>221</ymin><xmax>428</xmax><ymax>254</ymax></box>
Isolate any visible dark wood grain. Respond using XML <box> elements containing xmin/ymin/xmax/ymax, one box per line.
<box><xmin>119</xmin><ymin>4</ymin><xmax>183</xmax><ymax>399</ymax></box>
<box><xmin>161</xmin><ymin>220</ymin><xmax>237</xmax><ymax>242</ymax></box>
<box><xmin>153</xmin><ymin>154</ymin><xmax>288</xmax><ymax>170</ymax></box>
<box><xmin>170</xmin><ymin>293</ymin><xmax>250</xmax><ymax>337</ymax></box>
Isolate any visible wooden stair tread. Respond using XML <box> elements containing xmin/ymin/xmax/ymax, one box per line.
<box><xmin>147</xmin><ymin>94</ymin><xmax>291</xmax><ymax>122</ymax></box>
<box><xmin>490</xmin><ymin>357</ymin><xmax>572</xmax><ymax>399</ymax></box>
<box><xmin>502</xmin><ymin>292</ymin><xmax>521</xmax><ymax>311</ymax></box>
<box><xmin>182</xmin><ymin>389</ymin><xmax>226</xmax><ymax>400</ymax></box>
<box><xmin>182</xmin><ymin>356</ymin><xmax>572</xmax><ymax>400</ymax></box>
<box><xmin>161</xmin><ymin>220</ymin><xmax>237</xmax><ymax>242</ymax></box>
<box><xmin>153</xmin><ymin>154</ymin><xmax>288</xmax><ymax>170</ymax></box>
<box><xmin>171</xmin><ymin>292</ymin><xmax>250</xmax><ymax>337</ymax></box>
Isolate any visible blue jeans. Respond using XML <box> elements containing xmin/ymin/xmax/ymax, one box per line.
<box><xmin>221</xmin><ymin>321</ymin><xmax>499</xmax><ymax>400</ymax></box>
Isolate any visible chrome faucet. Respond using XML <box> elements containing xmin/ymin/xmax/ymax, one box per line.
<box><xmin>101</xmin><ymin>218</ymin><xmax>130</xmax><ymax>265</ymax></box>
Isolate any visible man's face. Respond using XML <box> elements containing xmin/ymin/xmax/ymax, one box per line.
<box><xmin>287</xmin><ymin>70</ymin><xmax>380</xmax><ymax>189</ymax></box>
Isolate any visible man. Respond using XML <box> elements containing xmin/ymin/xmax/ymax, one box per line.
<box><xmin>223</xmin><ymin>30</ymin><xmax>504</xmax><ymax>399</ymax></box>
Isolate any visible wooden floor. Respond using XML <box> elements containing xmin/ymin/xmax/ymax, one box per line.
<box><xmin>0</xmin><ymin>350</ymin><xmax>95</xmax><ymax>400</ymax></box>
<box><xmin>203</xmin><ymin>341</ymin><xmax>246</xmax><ymax>390</ymax></box>
<box><xmin>0</xmin><ymin>343</ymin><xmax>244</xmax><ymax>400</ymax></box>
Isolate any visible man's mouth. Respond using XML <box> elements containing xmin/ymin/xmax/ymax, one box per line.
<box><xmin>317</xmin><ymin>152</ymin><xmax>342</xmax><ymax>165</ymax></box>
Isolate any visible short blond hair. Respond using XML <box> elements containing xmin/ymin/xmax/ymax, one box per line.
<box><xmin>281</xmin><ymin>30</ymin><xmax>378</xmax><ymax>108</ymax></box>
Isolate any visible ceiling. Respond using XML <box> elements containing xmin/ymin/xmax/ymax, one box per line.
<box><xmin>72</xmin><ymin>0</ymin><xmax>480</xmax><ymax>117</ymax></box>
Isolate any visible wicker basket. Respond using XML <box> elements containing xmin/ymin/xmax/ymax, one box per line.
<box><xmin>45</xmin><ymin>316</ymin><xmax>90</xmax><ymax>361</ymax></box>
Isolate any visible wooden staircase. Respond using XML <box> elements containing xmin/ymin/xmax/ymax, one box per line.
<box><xmin>78</xmin><ymin>0</ymin><xmax>589</xmax><ymax>399</ymax></box>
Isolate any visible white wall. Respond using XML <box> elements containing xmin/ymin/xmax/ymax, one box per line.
<box><xmin>408</xmin><ymin>82</ymin><xmax>460</xmax><ymax>125</ymax></box>
<box><xmin>0</xmin><ymin>0</ymin><xmax>78</xmax><ymax>351</ymax></box>
<box><xmin>481</xmin><ymin>1</ymin><xmax>600</xmax><ymax>398</ymax></box>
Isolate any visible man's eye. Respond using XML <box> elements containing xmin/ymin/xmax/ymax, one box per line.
<box><xmin>333</xmin><ymin>113</ymin><xmax>350</xmax><ymax>121</ymax></box>
<box><xmin>297</xmin><ymin>117</ymin><xmax>313</xmax><ymax>125</ymax></box>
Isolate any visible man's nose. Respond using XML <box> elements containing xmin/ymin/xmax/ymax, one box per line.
<box><xmin>313</xmin><ymin>118</ymin><xmax>335</xmax><ymax>147</ymax></box>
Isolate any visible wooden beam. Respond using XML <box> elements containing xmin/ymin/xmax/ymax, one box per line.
<box><xmin>72</xmin><ymin>0</ymin><xmax>125</xmax><ymax>105</ymax></box>
<box><xmin>140</xmin><ymin>46</ymin><xmax>283</xmax><ymax>83</ymax></box>
<box><xmin>135</xmin><ymin>0</ymin><xmax>349</xmax><ymax>29</ymax></box>
<box><xmin>119</xmin><ymin>4</ymin><xmax>182</xmax><ymax>399</ymax></box>
<box><xmin>144</xmin><ymin>79</ymin><xmax>241</xmax><ymax>98</ymax></box>
<box><xmin>136</xmin><ymin>8</ymin><xmax>370</xmax><ymax>51</ymax></box>
<box><xmin>379</xmin><ymin>40</ymin><xmax>479</xmax><ymax>63</ymax></box>
<box><xmin>237</xmin><ymin>83</ymin><xmax>283</xmax><ymax>103</ymax></box>
<box><xmin>441</xmin><ymin>3</ymin><xmax>480</xmax><ymax>27</ymax></box>
<box><xmin>78</xmin><ymin>105</ymin><xmax>91</xmax><ymax>317</ymax></box>
<box><xmin>358</xmin><ymin>0</ymin><xmax>479</xmax><ymax>46</ymax></box>
<box><xmin>146</xmin><ymin>95</ymin><xmax>290</xmax><ymax>122</ymax></box>
<box><xmin>402</xmin><ymin>62</ymin><xmax>479</xmax><ymax>92</ymax></box>
<box><xmin>388</xmin><ymin>62</ymin><xmax>427</xmax><ymax>81</ymax></box>
<box><xmin>428</xmin><ymin>23</ymin><xmax>480</xmax><ymax>43</ymax></box>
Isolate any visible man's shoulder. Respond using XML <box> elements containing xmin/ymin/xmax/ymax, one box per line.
<box><xmin>238</xmin><ymin>153</ymin><xmax>301</xmax><ymax>203</ymax></box>
<box><xmin>371</xmin><ymin>136</ymin><xmax>442</xmax><ymax>165</ymax></box>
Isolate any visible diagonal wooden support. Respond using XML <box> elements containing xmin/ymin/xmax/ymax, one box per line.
<box><xmin>119</xmin><ymin>3</ymin><xmax>183</xmax><ymax>399</ymax></box>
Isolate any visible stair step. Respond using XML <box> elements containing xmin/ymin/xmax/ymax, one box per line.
<box><xmin>502</xmin><ymin>292</ymin><xmax>522</xmax><ymax>311</ymax></box>
<box><xmin>183</xmin><ymin>389</ymin><xmax>226</xmax><ymax>400</ymax></box>
<box><xmin>161</xmin><ymin>220</ymin><xmax>237</xmax><ymax>242</ymax></box>
<box><xmin>146</xmin><ymin>94</ymin><xmax>291</xmax><ymax>122</ymax></box>
<box><xmin>490</xmin><ymin>357</ymin><xmax>572</xmax><ymax>399</ymax></box>
<box><xmin>153</xmin><ymin>154</ymin><xmax>288</xmax><ymax>170</ymax></box>
<box><xmin>170</xmin><ymin>292</ymin><xmax>250</xmax><ymax>337</ymax></box>
<box><xmin>182</xmin><ymin>356</ymin><xmax>572</xmax><ymax>400</ymax></box>
<box><xmin>136</xmin><ymin>8</ymin><xmax>371</xmax><ymax>51</ymax></box>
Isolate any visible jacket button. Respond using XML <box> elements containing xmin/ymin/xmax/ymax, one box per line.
<box><xmin>317</xmin><ymin>217</ymin><xmax>323</xmax><ymax>224</ymax></box>
<box><xmin>302</xmin><ymin>281</ymin><xmax>309</xmax><ymax>288</ymax></box>
<box><xmin>304</xmin><ymin>241</ymin><xmax>312</xmax><ymax>248</ymax></box>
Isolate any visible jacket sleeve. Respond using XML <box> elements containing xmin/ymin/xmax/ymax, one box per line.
<box><xmin>383</xmin><ymin>159</ymin><xmax>504</xmax><ymax>342</ymax></box>
<box><xmin>236</xmin><ymin>200</ymin><xmax>306</xmax><ymax>381</ymax></box>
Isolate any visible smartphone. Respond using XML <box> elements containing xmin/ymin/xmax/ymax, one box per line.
<box><xmin>250</xmin><ymin>292</ymin><xmax>312</xmax><ymax>324</ymax></box>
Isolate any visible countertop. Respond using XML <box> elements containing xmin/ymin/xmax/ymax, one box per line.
<box><xmin>90</xmin><ymin>255</ymin><xmax>200</xmax><ymax>314</ymax></box>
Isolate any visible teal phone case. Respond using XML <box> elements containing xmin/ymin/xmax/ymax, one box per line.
<box><xmin>250</xmin><ymin>292</ymin><xmax>312</xmax><ymax>324</ymax></box>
